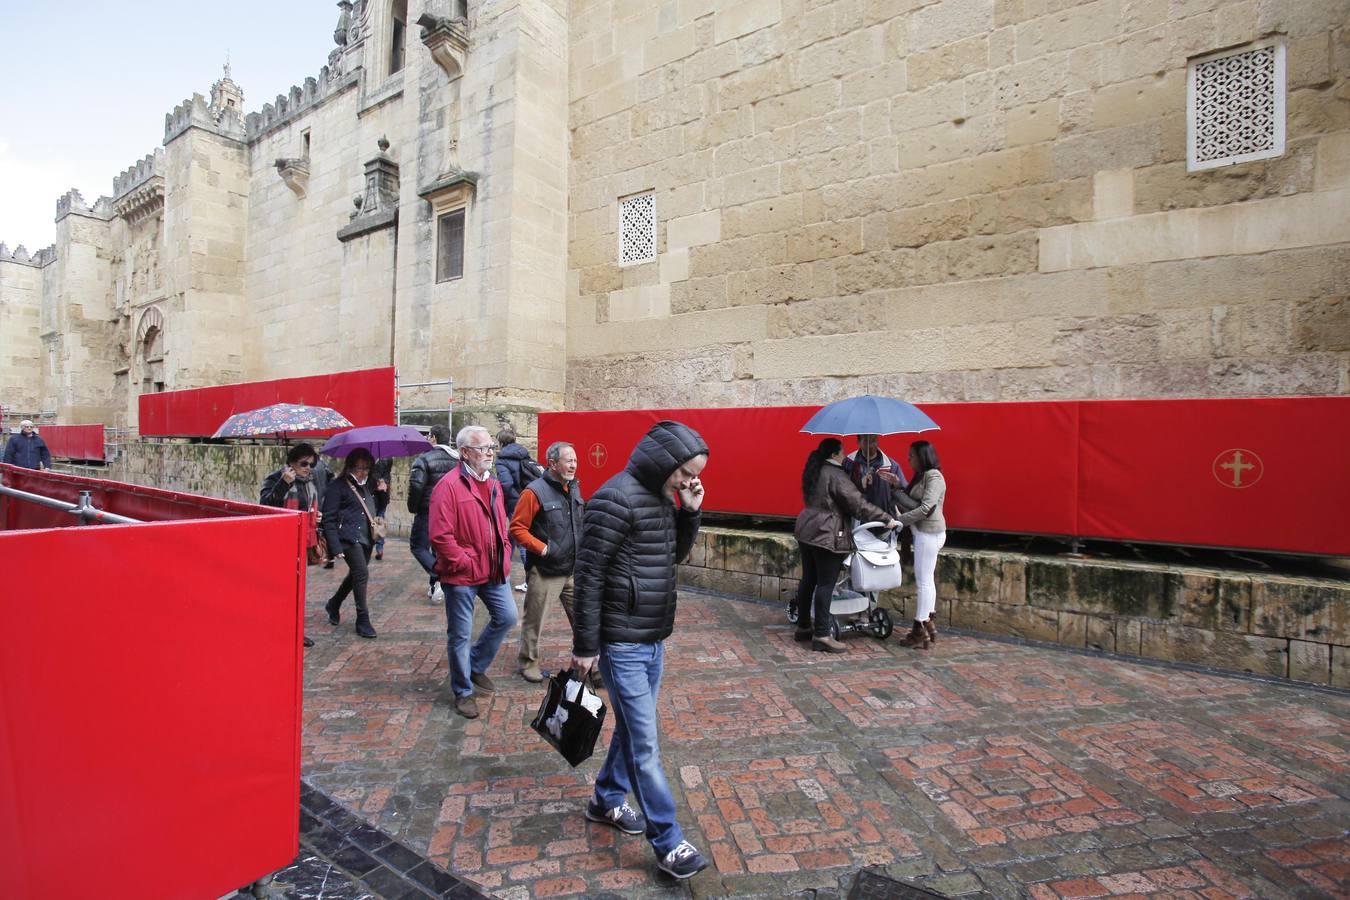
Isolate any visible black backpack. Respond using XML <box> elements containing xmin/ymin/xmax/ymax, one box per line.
<box><xmin>521</xmin><ymin>457</ymin><xmax>545</xmax><ymax>482</ymax></box>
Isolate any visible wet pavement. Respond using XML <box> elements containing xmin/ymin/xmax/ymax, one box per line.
<box><xmin>298</xmin><ymin>543</ymin><xmax>1350</xmax><ymax>898</ymax></box>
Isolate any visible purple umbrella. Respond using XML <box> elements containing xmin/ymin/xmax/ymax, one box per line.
<box><xmin>321</xmin><ymin>425</ymin><xmax>432</xmax><ymax>458</ymax></box>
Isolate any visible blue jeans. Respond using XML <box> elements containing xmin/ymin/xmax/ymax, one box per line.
<box><xmin>594</xmin><ymin>641</ymin><xmax>682</xmax><ymax>856</ymax></box>
<box><xmin>443</xmin><ymin>582</ymin><xmax>518</xmax><ymax>698</ymax></box>
<box><xmin>409</xmin><ymin>513</ymin><xmax>436</xmax><ymax>583</ymax></box>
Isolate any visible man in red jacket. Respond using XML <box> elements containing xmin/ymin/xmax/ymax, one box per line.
<box><xmin>429</xmin><ymin>425</ymin><xmax>518</xmax><ymax>719</ymax></box>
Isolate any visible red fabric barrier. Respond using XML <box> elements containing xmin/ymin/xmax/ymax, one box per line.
<box><xmin>139</xmin><ymin>366</ymin><xmax>397</xmax><ymax>437</ymax></box>
<box><xmin>1076</xmin><ymin>397</ymin><xmax>1350</xmax><ymax>556</ymax></box>
<box><xmin>539</xmin><ymin>396</ymin><xmax>1349</xmax><ymax>556</ymax></box>
<box><xmin>27</xmin><ymin>424</ymin><xmax>105</xmax><ymax>461</ymax></box>
<box><xmin>0</xmin><ymin>469</ymin><xmax>303</xmax><ymax>898</ymax></box>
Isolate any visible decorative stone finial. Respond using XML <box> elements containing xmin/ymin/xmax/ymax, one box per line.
<box><xmin>377</xmin><ymin>135</ymin><xmax>390</xmax><ymax>153</ymax></box>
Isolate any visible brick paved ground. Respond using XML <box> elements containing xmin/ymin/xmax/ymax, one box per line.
<box><xmin>302</xmin><ymin>544</ymin><xmax>1350</xmax><ymax>898</ymax></box>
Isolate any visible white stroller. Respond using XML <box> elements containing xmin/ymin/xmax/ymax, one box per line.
<box><xmin>787</xmin><ymin>521</ymin><xmax>900</xmax><ymax>640</ymax></box>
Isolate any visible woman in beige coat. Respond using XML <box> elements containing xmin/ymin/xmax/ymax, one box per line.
<box><xmin>897</xmin><ymin>440</ymin><xmax>947</xmax><ymax>650</ymax></box>
<box><xmin>794</xmin><ymin>438</ymin><xmax>900</xmax><ymax>653</ymax></box>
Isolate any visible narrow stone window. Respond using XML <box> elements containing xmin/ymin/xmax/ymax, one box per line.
<box><xmin>301</xmin><ymin>129</ymin><xmax>311</xmax><ymax>158</ymax></box>
<box><xmin>1187</xmin><ymin>38</ymin><xmax>1285</xmax><ymax>171</ymax></box>
<box><xmin>437</xmin><ymin>209</ymin><xmax>466</xmax><ymax>282</ymax></box>
<box><xmin>390</xmin><ymin>0</ymin><xmax>408</xmax><ymax>75</ymax></box>
<box><xmin>618</xmin><ymin>191</ymin><xmax>656</xmax><ymax>265</ymax></box>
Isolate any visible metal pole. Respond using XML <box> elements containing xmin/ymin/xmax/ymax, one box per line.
<box><xmin>0</xmin><ymin>483</ymin><xmax>142</xmax><ymax>525</ymax></box>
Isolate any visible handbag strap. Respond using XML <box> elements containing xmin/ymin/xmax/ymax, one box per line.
<box><xmin>348</xmin><ymin>480</ymin><xmax>378</xmax><ymax>526</ymax></box>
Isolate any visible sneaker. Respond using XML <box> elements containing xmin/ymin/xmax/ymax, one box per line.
<box><xmin>520</xmin><ymin>664</ymin><xmax>545</xmax><ymax>683</ymax></box>
<box><xmin>585</xmin><ymin>799</ymin><xmax>645</xmax><ymax>835</ymax></box>
<box><xmin>657</xmin><ymin>841</ymin><xmax>708</xmax><ymax>880</ymax></box>
<box><xmin>454</xmin><ymin>695</ymin><xmax>479</xmax><ymax>719</ymax></box>
<box><xmin>514</xmin><ymin>583</ymin><xmax>527</xmax><ymax>592</ymax></box>
<box><xmin>430</xmin><ymin>582</ymin><xmax>444</xmax><ymax>604</ymax></box>
<box><xmin>470</xmin><ymin>671</ymin><xmax>497</xmax><ymax>693</ymax></box>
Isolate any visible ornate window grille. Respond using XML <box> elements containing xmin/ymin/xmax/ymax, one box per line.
<box><xmin>1187</xmin><ymin>39</ymin><xmax>1285</xmax><ymax>171</ymax></box>
<box><xmin>618</xmin><ymin>192</ymin><xmax>656</xmax><ymax>265</ymax></box>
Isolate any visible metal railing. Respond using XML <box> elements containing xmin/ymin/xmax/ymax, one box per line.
<box><xmin>0</xmin><ymin>484</ymin><xmax>142</xmax><ymax>525</ymax></box>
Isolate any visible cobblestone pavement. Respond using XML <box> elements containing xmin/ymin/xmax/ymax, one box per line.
<box><xmin>302</xmin><ymin>544</ymin><xmax>1350</xmax><ymax>898</ymax></box>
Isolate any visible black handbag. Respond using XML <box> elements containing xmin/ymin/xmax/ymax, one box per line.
<box><xmin>530</xmin><ymin>668</ymin><xmax>607</xmax><ymax>767</ymax></box>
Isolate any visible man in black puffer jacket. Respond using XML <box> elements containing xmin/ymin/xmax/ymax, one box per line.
<box><xmin>569</xmin><ymin>420</ymin><xmax>710</xmax><ymax>882</ymax></box>
<box><xmin>407</xmin><ymin>425</ymin><xmax>459</xmax><ymax>602</ymax></box>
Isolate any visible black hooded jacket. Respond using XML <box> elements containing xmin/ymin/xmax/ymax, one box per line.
<box><xmin>571</xmin><ymin>421</ymin><xmax>708</xmax><ymax>655</ymax></box>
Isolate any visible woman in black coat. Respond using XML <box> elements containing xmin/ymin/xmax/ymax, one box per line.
<box><xmin>321</xmin><ymin>448</ymin><xmax>388</xmax><ymax>639</ymax></box>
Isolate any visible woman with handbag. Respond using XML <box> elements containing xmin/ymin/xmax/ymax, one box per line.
<box><xmin>321</xmin><ymin>447</ymin><xmax>389</xmax><ymax>639</ymax></box>
<box><xmin>794</xmin><ymin>438</ymin><xmax>900</xmax><ymax>653</ymax></box>
<box><xmin>897</xmin><ymin>440</ymin><xmax>947</xmax><ymax>651</ymax></box>
<box><xmin>260</xmin><ymin>443</ymin><xmax>326</xmax><ymax>647</ymax></box>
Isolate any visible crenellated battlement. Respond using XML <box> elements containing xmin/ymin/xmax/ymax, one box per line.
<box><xmin>0</xmin><ymin>242</ymin><xmax>57</xmax><ymax>267</ymax></box>
<box><xmin>163</xmin><ymin>93</ymin><xmax>245</xmax><ymax>144</ymax></box>
<box><xmin>244</xmin><ymin>64</ymin><xmax>357</xmax><ymax>143</ymax></box>
<box><xmin>55</xmin><ymin>189</ymin><xmax>113</xmax><ymax>223</ymax></box>
<box><xmin>113</xmin><ymin>149</ymin><xmax>165</xmax><ymax>200</ymax></box>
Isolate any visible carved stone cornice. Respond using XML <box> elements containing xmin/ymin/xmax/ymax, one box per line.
<box><xmin>417</xmin><ymin>169</ymin><xmax>477</xmax><ymax>216</ymax></box>
<box><xmin>114</xmin><ymin>177</ymin><xmax>165</xmax><ymax>225</ymax></box>
<box><xmin>337</xmin><ymin>137</ymin><xmax>400</xmax><ymax>242</ymax></box>
<box><xmin>417</xmin><ymin>13</ymin><xmax>469</xmax><ymax>81</ymax></box>
<box><xmin>274</xmin><ymin>158</ymin><xmax>311</xmax><ymax>198</ymax></box>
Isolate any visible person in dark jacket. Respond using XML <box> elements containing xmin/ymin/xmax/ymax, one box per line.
<box><xmin>260</xmin><ymin>442</ymin><xmax>325</xmax><ymax>648</ymax></box>
<box><xmin>793</xmin><ymin>438</ymin><xmax>899</xmax><ymax>653</ymax></box>
<box><xmin>407</xmin><ymin>425</ymin><xmax>458</xmax><ymax>603</ymax></box>
<box><xmin>569</xmin><ymin>420</ymin><xmax>711</xmax><ymax>882</ymax></box>
<box><xmin>509</xmin><ymin>440</ymin><xmax>585</xmax><ymax>684</ymax></box>
<box><xmin>321</xmin><ymin>448</ymin><xmax>388</xmax><ymax>639</ymax></box>
<box><xmin>430</xmin><ymin>425</ymin><xmax>517</xmax><ymax>720</ymax></box>
<box><xmin>495</xmin><ymin>426</ymin><xmax>537</xmax><ymax>589</ymax></box>
<box><xmin>4</xmin><ymin>420</ymin><xmax>51</xmax><ymax>469</ymax></box>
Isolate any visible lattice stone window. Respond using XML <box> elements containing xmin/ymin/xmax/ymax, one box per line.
<box><xmin>618</xmin><ymin>191</ymin><xmax>656</xmax><ymax>265</ymax></box>
<box><xmin>1187</xmin><ymin>39</ymin><xmax>1285</xmax><ymax>171</ymax></box>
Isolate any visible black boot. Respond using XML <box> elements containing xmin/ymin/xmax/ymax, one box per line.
<box><xmin>355</xmin><ymin>612</ymin><xmax>377</xmax><ymax>639</ymax></box>
<box><xmin>324</xmin><ymin>597</ymin><xmax>342</xmax><ymax>626</ymax></box>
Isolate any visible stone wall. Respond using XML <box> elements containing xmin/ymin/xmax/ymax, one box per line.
<box><xmin>0</xmin><ymin>255</ymin><xmax>44</xmax><ymax>412</ymax></box>
<box><xmin>680</xmin><ymin>526</ymin><xmax>1350</xmax><ymax>687</ymax></box>
<box><xmin>565</xmin><ymin>0</ymin><xmax>1350</xmax><ymax>409</ymax></box>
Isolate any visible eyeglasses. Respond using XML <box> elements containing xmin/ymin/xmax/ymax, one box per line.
<box><xmin>463</xmin><ymin>443</ymin><xmax>498</xmax><ymax>453</ymax></box>
<box><xmin>295</xmin><ymin>461</ymin><xmax>315</xmax><ymax>469</ymax></box>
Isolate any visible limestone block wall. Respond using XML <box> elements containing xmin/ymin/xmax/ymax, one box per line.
<box><xmin>565</xmin><ymin>0</ymin><xmax>1350</xmax><ymax>409</ymax></box>
<box><xmin>680</xmin><ymin>526</ymin><xmax>1350</xmax><ymax>687</ymax></box>
<box><xmin>244</xmin><ymin>84</ymin><xmax>374</xmax><ymax>380</ymax></box>
<box><xmin>162</xmin><ymin>127</ymin><xmax>249</xmax><ymax>390</ymax></box>
<box><xmin>42</xmin><ymin>209</ymin><xmax>121</xmax><ymax>422</ymax></box>
<box><xmin>0</xmin><ymin>259</ymin><xmax>43</xmax><ymax>411</ymax></box>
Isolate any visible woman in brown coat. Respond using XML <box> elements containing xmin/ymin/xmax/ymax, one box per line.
<box><xmin>793</xmin><ymin>438</ymin><xmax>900</xmax><ymax>653</ymax></box>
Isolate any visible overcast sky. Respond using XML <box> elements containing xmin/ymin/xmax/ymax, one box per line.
<box><xmin>0</xmin><ymin>1</ymin><xmax>337</xmax><ymax>250</ymax></box>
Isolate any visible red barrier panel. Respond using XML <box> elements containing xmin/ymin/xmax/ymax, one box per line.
<box><xmin>26</xmin><ymin>424</ymin><xmax>105</xmax><ymax>461</ymax></box>
<box><xmin>0</xmin><ymin>467</ymin><xmax>303</xmax><ymax>899</ymax></box>
<box><xmin>139</xmin><ymin>366</ymin><xmax>397</xmax><ymax>437</ymax></box>
<box><xmin>539</xmin><ymin>396</ymin><xmax>1349</xmax><ymax>556</ymax></box>
<box><xmin>1076</xmin><ymin>397</ymin><xmax>1350</xmax><ymax>556</ymax></box>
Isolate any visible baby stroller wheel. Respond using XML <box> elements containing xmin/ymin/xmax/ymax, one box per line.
<box><xmin>786</xmin><ymin>601</ymin><xmax>799</xmax><ymax>624</ymax></box>
<box><xmin>869</xmin><ymin>607</ymin><xmax>894</xmax><ymax>640</ymax></box>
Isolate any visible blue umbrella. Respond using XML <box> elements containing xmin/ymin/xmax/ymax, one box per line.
<box><xmin>321</xmin><ymin>425</ymin><xmax>432</xmax><ymax>458</ymax></box>
<box><xmin>800</xmin><ymin>395</ymin><xmax>940</xmax><ymax>436</ymax></box>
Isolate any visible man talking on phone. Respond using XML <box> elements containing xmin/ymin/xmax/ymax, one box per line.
<box><xmin>570</xmin><ymin>420</ymin><xmax>711</xmax><ymax>881</ymax></box>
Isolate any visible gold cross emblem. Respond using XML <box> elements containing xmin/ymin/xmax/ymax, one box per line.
<box><xmin>1212</xmin><ymin>449</ymin><xmax>1263</xmax><ymax>489</ymax></box>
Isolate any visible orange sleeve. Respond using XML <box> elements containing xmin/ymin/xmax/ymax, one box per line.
<box><xmin>509</xmin><ymin>489</ymin><xmax>548</xmax><ymax>555</ymax></box>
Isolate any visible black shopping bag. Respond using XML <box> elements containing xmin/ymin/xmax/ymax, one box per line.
<box><xmin>530</xmin><ymin>667</ymin><xmax>607</xmax><ymax>767</ymax></box>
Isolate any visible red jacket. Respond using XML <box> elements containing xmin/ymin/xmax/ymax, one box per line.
<box><xmin>429</xmin><ymin>465</ymin><xmax>512</xmax><ymax>586</ymax></box>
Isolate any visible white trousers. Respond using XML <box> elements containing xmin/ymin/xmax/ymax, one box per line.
<box><xmin>912</xmin><ymin>529</ymin><xmax>947</xmax><ymax>622</ymax></box>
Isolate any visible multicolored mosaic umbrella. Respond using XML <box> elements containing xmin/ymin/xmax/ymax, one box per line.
<box><xmin>211</xmin><ymin>403</ymin><xmax>353</xmax><ymax>439</ymax></box>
